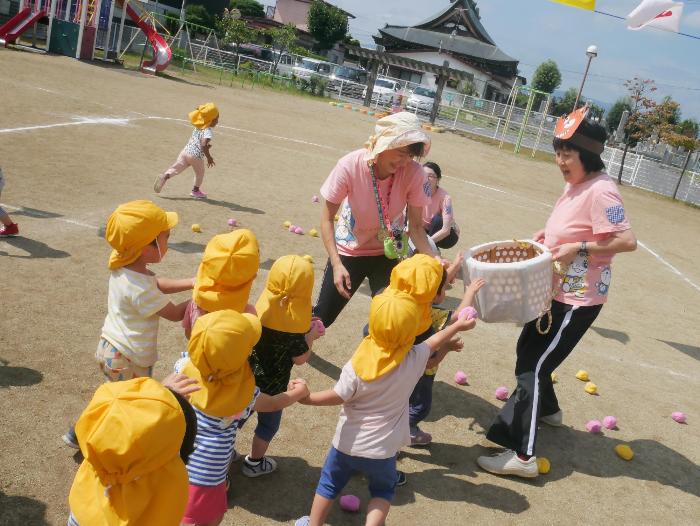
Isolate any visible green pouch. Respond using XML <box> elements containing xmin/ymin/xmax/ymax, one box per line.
<box><xmin>384</xmin><ymin>232</ymin><xmax>409</xmax><ymax>260</ymax></box>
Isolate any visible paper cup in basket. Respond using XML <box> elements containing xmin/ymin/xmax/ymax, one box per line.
<box><xmin>462</xmin><ymin>240</ymin><xmax>552</xmax><ymax>324</ymax></box>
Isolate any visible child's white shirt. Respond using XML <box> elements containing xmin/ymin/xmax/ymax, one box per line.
<box><xmin>184</xmin><ymin>127</ymin><xmax>213</xmax><ymax>159</ymax></box>
<box><xmin>101</xmin><ymin>267</ymin><xmax>169</xmax><ymax>367</ymax></box>
<box><xmin>332</xmin><ymin>342</ymin><xmax>431</xmax><ymax>459</ymax></box>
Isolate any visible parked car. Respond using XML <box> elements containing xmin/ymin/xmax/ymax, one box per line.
<box><xmin>292</xmin><ymin>58</ymin><xmax>334</xmax><ymax>80</ymax></box>
<box><xmin>327</xmin><ymin>64</ymin><xmax>367</xmax><ymax>96</ymax></box>
<box><xmin>406</xmin><ymin>86</ymin><xmax>437</xmax><ymax>114</ymax></box>
<box><xmin>362</xmin><ymin>77</ymin><xmax>400</xmax><ymax>104</ymax></box>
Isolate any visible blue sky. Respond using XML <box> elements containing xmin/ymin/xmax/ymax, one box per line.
<box><xmin>331</xmin><ymin>0</ymin><xmax>700</xmax><ymax>121</ymax></box>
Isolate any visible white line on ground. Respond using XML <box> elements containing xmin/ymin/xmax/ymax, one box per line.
<box><xmin>2</xmin><ymin>111</ymin><xmax>698</xmax><ymax>294</ymax></box>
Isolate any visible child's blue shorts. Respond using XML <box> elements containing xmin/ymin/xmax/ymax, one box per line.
<box><xmin>316</xmin><ymin>446</ymin><xmax>398</xmax><ymax>502</ymax></box>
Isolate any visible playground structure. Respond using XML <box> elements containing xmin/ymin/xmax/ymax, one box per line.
<box><xmin>498</xmin><ymin>84</ymin><xmax>553</xmax><ymax>157</ymax></box>
<box><xmin>0</xmin><ymin>0</ymin><xmax>172</xmax><ymax>72</ymax></box>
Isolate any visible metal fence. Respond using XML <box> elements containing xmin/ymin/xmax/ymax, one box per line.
<box><xmin>603</xmin><ymin>147</ymin><xmax>700</xmax><ymax>206</ymax></box>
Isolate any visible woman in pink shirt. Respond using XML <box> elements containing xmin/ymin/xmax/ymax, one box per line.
<box><xmin>422</xmin><ymin>161</ymin><xmax>460</xmax><ymax>249</ymax></box>
<box><xmin>313</xmin><ymin>112</ymin><xmax>436</xmax><ymax>328</ymax></box>
<box><xmin>477</xmin><ymin>114</ymin><xmax>637</xmax><ymax>479</ymax></box>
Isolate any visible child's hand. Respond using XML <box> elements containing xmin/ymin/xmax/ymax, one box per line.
<box><xmin>532</xmin><ymin>229</ymin><xmax>545</xmax><ymax>243</ymax></box>
<box><xmin>162</xmin><ymin>373</ymin><xmax>200</xmax><ymax>397</ymax></box>
<box><xmin>308</xmin><ymin>318</ymin><xmax>325</xmax><ymax>340</ymax></box>
<box><xmin>445</xmin><ymin>336</ymin><xmax>464</xmax><ymax>353</ymax></box>
<box><xmin>289</xmin><ymin>378</ymin><xmax>310</xmax><ymax>400</ymax></box>
<box><xmin>466</xmin><ymin>278</ymin><xmax>486</xmax><ymax>298</ymax></box>
<box><xmin>453</xmin><ymin>316</ymin><xmax>477</xmax><ymax>332</ymax></box>
<box><xmin>446</xmin><ymin>252</ymin><xmax>464</xmax><ymax>284</ymax></box>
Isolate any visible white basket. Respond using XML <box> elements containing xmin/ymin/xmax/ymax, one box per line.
<box><xmin>462</xmin><ymin>240</ymin><xmax>552</xmax><ymax>324</ymax></box>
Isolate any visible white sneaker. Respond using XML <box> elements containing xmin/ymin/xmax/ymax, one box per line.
<box><xmin>477</xmin><ymin>450</ymin><xmax>538</xmax><ymax>478</ymax></box>
<box><xmin>241</xmin><ymin>455</ymin><xmax>277</xmax><ymax>477</ymax></box>
<box><xmin>539</xmin><ymin>410</ymin><xmax>563</xmax><ymax>427</ymax></box>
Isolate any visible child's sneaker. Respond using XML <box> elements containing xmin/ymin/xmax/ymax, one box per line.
<box><xmin>396</xmin><ymin>470</ymin><xmax>407</xmax><ymax>486</ymax></box>
<box><xmin>190</xmin><ymin>189</ymin><xmax>208</xmax><ymax>199</ymax></box>
<box><xmin>62</xmin><ymin>427</ymin><xmax>79</xmax><ymax>449</ymax></box>
<box><xmin>476</xmin><ymin>449</ymin><xmax>538</xmax><ymax>478</ymax></box>
<box><xmin>0</xmin><ymin>223</ymin><xmax>19</xmax><ymax>237</ymax></box>
<box><xmin>295</xmin><ymin>517</ymin><xmax>310</xmax><ymax>526</ymax></box>
<box><xmin>242</xmin><ymin>455</ymin><xmax>277</xmax><ymax>477</ymax></box>
<box><xmin>410</xmin><ymin>427</ymin><xmax>432</xmax><ymax>446</ymax></box>
<box><xmin>153</xmin><ymin>174</ymin><xmax>169</xmax><ymax>193</ymax></box>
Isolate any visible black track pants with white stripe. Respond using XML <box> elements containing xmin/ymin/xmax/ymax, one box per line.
<box><xmin>486</xmin><ymin>300</ymin><xmax>603</xmax><ymax>457</ymax></box>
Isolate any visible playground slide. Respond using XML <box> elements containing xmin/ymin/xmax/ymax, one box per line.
<box><xmin>118</xmin><ymin>0</ymin><xmax>171</xmax><ymax>71</ymax></box>
<box><xmin>0</xmin><ymin>7</ymin><xmax>47</xmax><ymax>46</ymax></box>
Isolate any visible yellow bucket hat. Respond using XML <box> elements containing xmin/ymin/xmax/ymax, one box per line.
<box><xmin>68</xmin><ymin>377</ymin><xmax>188</xmax><ymax>526</ymax></box>
<box><xmin>182</xmin><ymin>310</ymin><xmax>261</xmax><ymax>417</ymax></box>
<box><xmin>388</xmin><ymin>254</ymin><xmax>444</xmax><ymax>335</ymax></box>
<box><xmin>255</xmin><ymin>255</ymin><xmax>314</xmax><ymax>334</ymax></box>
<box><xmin>364</xmin><ymin>111</ymin><xmax>431</xmax><ymax>162</ymax></box>
<box><xmin>352</xmin><ymin>289</ymin><xmax>419</xmax><ymax>382</ymax></box>
<box><xmin>193</xmin><ymin>229</ymin><xmax>259</xmax><ymax>313</ymax></box>
<box><xmin>106</xmin><ymin>200</ymin><xmax>178</xmax><ymax>270</ymax></box>
<box><xmin>189</xmin><ymin>102</ymin><xmax>219</xmax><ymax>129</ymax></box>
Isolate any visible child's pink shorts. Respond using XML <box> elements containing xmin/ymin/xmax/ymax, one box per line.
<box><xmin>182</xmin><ymin>482</ymin><xmax>227</xmax><ymax>524</ymax></box>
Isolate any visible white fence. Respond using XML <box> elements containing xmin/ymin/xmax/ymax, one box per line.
<box><xmin>603</xmin><ymin>147</ymin><xmax>700</xmax><ymax>206</ymax></box>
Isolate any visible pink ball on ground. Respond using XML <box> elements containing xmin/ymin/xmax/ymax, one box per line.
<box><xmin>495</xmin><ymin>387</ymin><xmax>509</xmax><ymax>401</ymax></box>
<box><xmin>288</xmin><ymin>225</ymin><xmax>297</xmax><ymax>232</ymax></box>
<box><xmin>454</xmin><ymin>371</ymin><xmax>468</xmax><ymax>385</ymax></box>
<box><xmin>586</xmin><ymin>420</ymin><xmax>602</xmax><ymax>433</ymax></box>
<box><xmin>458</xmin><ymin>306</ymin><xmax>478</xmax><ymax>321</ymax></box>
<box><xmin>671</xmin><ymin>411</ymin><xmax>687</xmax><ymax>423</ymax></box>
<box><xmin>227</xmin><ymin>218</ymin><xmax>237</xmax><ymax>227</ymax></box>
<box><xmin>339</xmin><ymin>494</ymin><xmax>360</xmax><ymax>512</ymax></box>
<box><xmin>603</xmin><ymin>416</ymin><xmax>618</xmax><ymax>429</ymax></box>
<box><xmin>312</xmin><ymin>195</ymin><xmax>320</xmax><ymax>203</ymax></box>
<box><xmin>294</xmin><ymin>226</ymin><xmax>304</xmax><ymax>234</ymax></box>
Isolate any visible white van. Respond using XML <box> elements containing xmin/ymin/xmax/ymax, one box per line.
<box><xmin>292</xmin><ymin>58</ymin><xmax>334</xmax><ymax>80</ymax></box>
<box><xmin>362</xmin><ymin>77</ymin><xmax>400</xmax><ymax>104</ymax></box>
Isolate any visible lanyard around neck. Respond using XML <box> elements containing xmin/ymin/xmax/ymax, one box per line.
<box><xmin>370</xmin><ymin>164</ymin><xmax>393</xmax><ymax>231</ymax></box>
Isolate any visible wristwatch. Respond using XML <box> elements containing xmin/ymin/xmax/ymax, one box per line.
<box><xmin>580</xmin><ymin>241</ymin><xmax>588</xmax><ymax>252</ymax></box>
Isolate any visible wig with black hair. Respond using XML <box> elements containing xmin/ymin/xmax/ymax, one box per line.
<box><xmin>552</xmin><ymin>118</ymin><xmax>607</xmax><ymax>174</ymax></box>
<box><xmin>169</xmin><ymin>389</ymin><xmax>198</xmax><ymax>464</ymax></box>
<box><xmin>423</xmin><ymin>161</ymin><xmax>442</xmax><ymax>179</ymax></box>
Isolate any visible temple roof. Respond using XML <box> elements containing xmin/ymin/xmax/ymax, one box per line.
<box><xmin>373</xmin><ymin>0</ymin><xmax>517</xmax><ymax>73</ymax></box>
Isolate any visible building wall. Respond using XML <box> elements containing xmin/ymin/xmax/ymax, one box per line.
<box><xmin>273</xmin><ymin>0</ymin><xmax>310</xmax><ymax>31</ymax></box>
<box><xmin>388</xmin><ymin>50</ymin><xmax>513</xmax><ymax>100</ymax></box>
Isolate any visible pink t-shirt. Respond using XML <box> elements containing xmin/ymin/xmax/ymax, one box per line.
<box><xmin>422</xmin><ymin>187</ymin><xmax>455</xmax><ymax>228</ymax></box>
<box><xmin>321</xmin><ymin>149</ymin><xmax>430</xmax><ymax>257</ymax></box>
<box><xmin>332</xmin><ymin>342</ymin><xmax>430</xmax><ymax>459</ymax></box>
<box><xmin>544</xmin><ymin>172</ymin><xmax>631</xmax><ymax>306</ymax></box>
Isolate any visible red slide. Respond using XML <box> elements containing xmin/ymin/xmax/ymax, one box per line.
<box><xmin>119</xmin><ymin>0</ymin><xmax>171</xmax><ymax>72</ymax></box>
<box><xmin>0</xmin><ymin>7</ymin><xmax>47</xmax><ymax>46</ymax></box>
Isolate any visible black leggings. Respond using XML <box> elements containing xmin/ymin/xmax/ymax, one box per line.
<box><xmin>486</xmin><ymin>301</ymin><xmax>602</xmax><ymax>456</ymax></box>
<box><xmin>312</xmin><ymin>254</ymin><xmax>398</xmax><ymax>328</ymax></box>
<box><xmin>427</xmin><ymin>214</ymin><xmax>459</xmax><ymax>249</ymax></box>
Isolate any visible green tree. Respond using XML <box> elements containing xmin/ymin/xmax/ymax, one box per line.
<box><xmin>342</xmin><ymin>34</ymin><xmax>361</xmax><ymax>47</ymax></box>
<box><xmin>606</xmin><ymin>97</ymin><xmax>632</xmax><ymax>133</ymax></box>
<box><xmin>677</xmin><ymin>118</ymin><xmax>699</xmax><ymax>139</ymax></box>
<box><xmin>532</xmin><ymin>59</ymin><xmax>562</xmax><ymax>94</ymax></box>
<box><xmin>551</xmin><ymin>87</ymin><xmax>577</xmax><ymax>116</ymax></box>
<box><xmin>186</xmin><ymin>4</ymin><xmax>213</xmax><ymax>29</ymax></box>
<box><xmin>216</xmin><ymin>10</ymin><xmax>257</xmax><ymax>62</ymax></box>
<box><xmin>230</xmin><ymin>0</ymin><xmax>264</xmax><ymax>17</ymax></box>
<box><xmin>616</xmin><ymin>77</ymin><xmax>657</xmax><ymax>183</ymax></box>
<box><xmin>265</xmin><ymin>23</ymin><xmax>298</xmax><ymax>73</ymax></box>
<box><xmin>307</xmin><ymin>0</ymin><xmax>348</xmax><ymax>51</ymax></box>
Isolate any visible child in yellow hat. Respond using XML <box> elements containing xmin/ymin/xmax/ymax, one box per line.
<box><xmin>295</xmin><ymin>287</ymin><xmax>477</xmax><ymax>526</ymax></box>
<box><xmin>154</xmin><ymin>102</ymin><xmax>219</xmax><ymax>199</ymax></box>
<box><xmin>176</xmin><ymin>310</ymin><xmax>310</xmax><ymax>526</ymax></box>
<box><xmin>182</xmin><ymin>229</ymin><xmax>260</xmax><ymax>339</ymax></box>
<box><xmin>62</xmin><ymin>200</ymin><xmax>194</xmax><ymax>449</ymax></box>
<box><xmin>67</xmin><ymin>376</ymin><xmax>199</xmax><ymax>526</ymax></box>
<box><xmin>240</xmin><ymin>255</ymin><xmax>325</xmax><ymax>478</ymax></box>
<box><xmin>388</xmin><ymin>253</ymin><xmax>485</xmax><ymax>446</ymax></box>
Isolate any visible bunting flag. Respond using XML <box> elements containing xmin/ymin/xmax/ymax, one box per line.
<box><xmin>549</xmin><ymin>0</ymin><xmax>596</xmax><ymax>11</ymax></box>
<box><xmin>627</xmin><ymin>0</ymin><xmax>685</xmax><ymax>33</ymax></box>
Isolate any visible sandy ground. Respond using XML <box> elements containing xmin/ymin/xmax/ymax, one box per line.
<box><xmin>0</xmin><ymin>49</ymin><xmax>698</xmax><ymax>526</ymax></box>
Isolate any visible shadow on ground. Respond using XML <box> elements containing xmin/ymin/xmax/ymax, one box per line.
<box><xmin>0</xmin><ymin>490</ymin><xmax>50</xmax><ymax>526</ymax></box>
<box><xmin>158</xmin><ymin>196</ymin><xmax>265</xmax><ymax>214</ymax></box>
<box><xmin>0</xmin><ymin>358</ymin><xmax>43</xmax><ymax>387</ymax></box>
<box><xmin>0</xmin><ymin>237</ymin><xmax>70</xmax><ymax>259</ymax></box>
